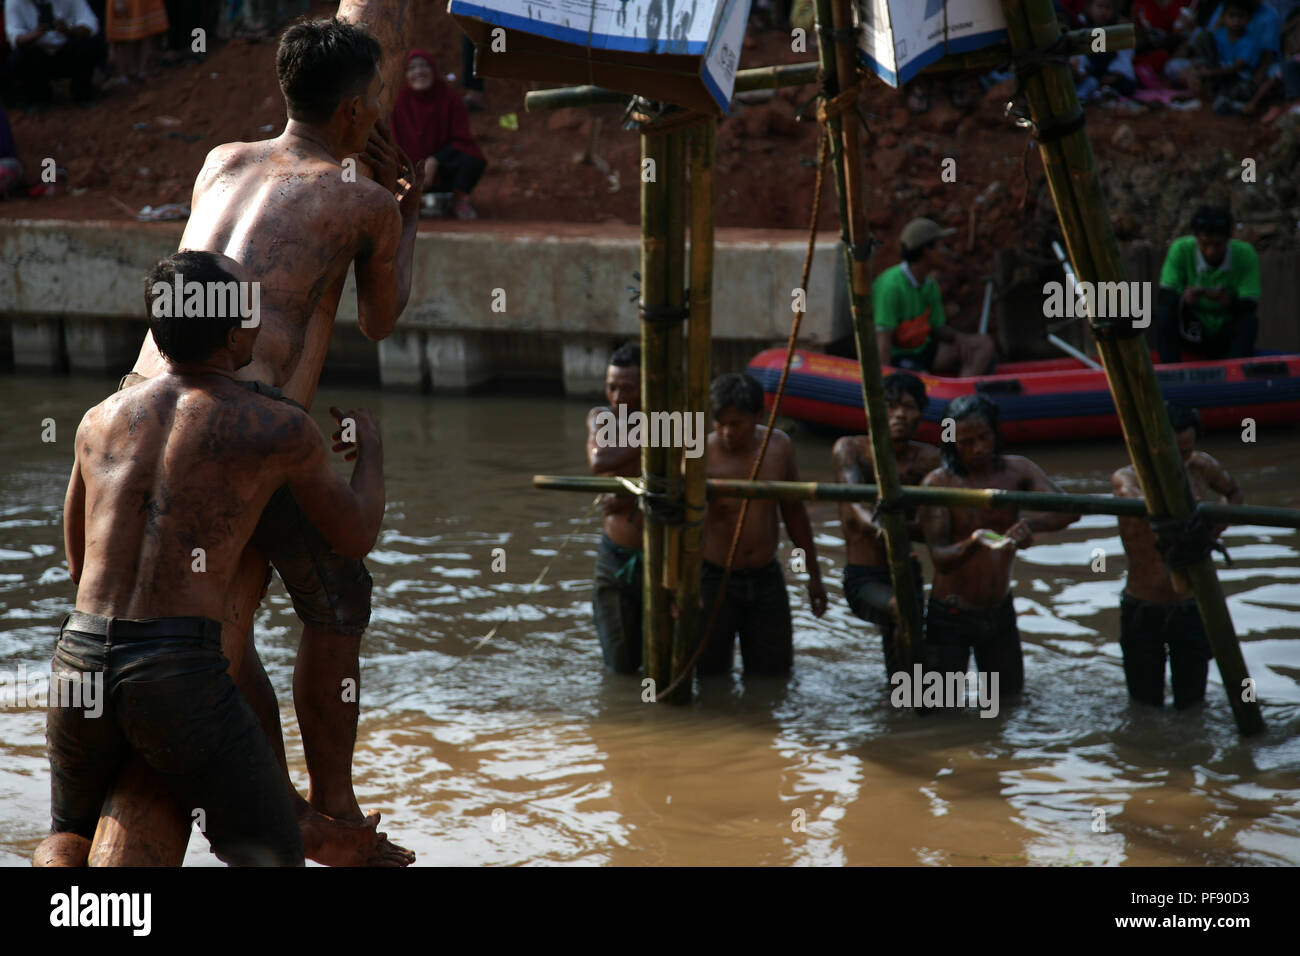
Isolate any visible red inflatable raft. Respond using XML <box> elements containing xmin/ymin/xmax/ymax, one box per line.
<box><xmin>745</xmin><ymin>348</ymin><xmax>1300</xmax><ymax>444</ymax></box>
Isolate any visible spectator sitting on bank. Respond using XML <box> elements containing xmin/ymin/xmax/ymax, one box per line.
<box><xmin>1071</xmin><ymin>0</ymin><xmax>1139</xmax><ymax>101</ymax></box>
<box><xmin>1133</xmin><ymin>0</ymin><xmax>1198</xmax><ymax>89</ymax></box>
<box><xmin>0</xmin><ymin>100</ymin><xmax>23</xmax><ymax>197</ymax></box>
<box><xmin>873</xmin><ymin>217</ymin><xmax>995</xmax><ymax>378</ymax></box>
<box><xmin>391</xmin><ymin>48</ymin><xmax>486</xmax><ymax>221</ymax></box>
<box><xmin>1182</xmin><ymin>0</ymin><xmax>1265</xmax><ymax>110</ymax></box>
<box><xmin>104</xmin><ymin>0</ymin><xmax>167</xmax><ymax>84</ymax></box>
<box><xmin>1155</xmin><ymin>205</ymin><xmax>1260</xmax><ymax>363</ymax></box>
<box><xmin>5</xmin><ymin>0</ymin><xmax>102</xmax><ymax>110</ymax></box>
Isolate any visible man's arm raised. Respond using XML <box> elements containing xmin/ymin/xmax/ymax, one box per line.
<box><xmin>354</xmin><ymin>123</ymin><xmax>422</xmax><ymax>341</ymax></box>
<box><xmin>283</xmin><ymin>406</ymin><xmax>386</xmax><ymax>560</ymax></box>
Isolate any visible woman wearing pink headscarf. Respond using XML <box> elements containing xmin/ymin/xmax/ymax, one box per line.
<box><xmin>390</xmin><ymin>48</ymin><xmax>486</xmax><ymax>220</ymax></box>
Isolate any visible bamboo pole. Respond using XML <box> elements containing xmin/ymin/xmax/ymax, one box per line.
<box><xmin>813</xmin><ymin>0</ymin><xmax>925</xmax><ymax>675</ymax></box>
<box><xmin>1000</xmin><ymin>0</ymin><xmax>1263</xmax><ymax>734</ymax></box>
<box><xmin>663</xmin><ymin>131</ymin><xmax>687</xmax><ymax>601</ymax></box>
<box><xmin>640</xmin><ymin>130</ymin><xmax>673</xmax><ymax>693</ymax></box>
<box><xmin>670</xmin><ymin>119</ymin><xmax>715</xmax><ymax>705</ymax></box>
<box><xmin>534</xmin><ymin>475</ymin><xmax>1300</xmax><ymax>529</ymax></box>
<box><xmin>521</xmin><ymin>26</ymin><xmax>1134</xmax><ymax>113</ymax></box>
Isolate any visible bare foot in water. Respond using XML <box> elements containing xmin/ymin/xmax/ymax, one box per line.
<box><xmin>299</xmin><ymin>806</ymin><xmax>416</xmax><ymax>867</ymax></box>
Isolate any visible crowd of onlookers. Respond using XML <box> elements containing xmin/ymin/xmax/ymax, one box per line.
<box><xmin>0</xmin><ymin>2</ymin><xmax>317</xmax><ymax>114</ymax></box>
<box><xmin>0</xmin><ymin>4</ymin><xmax>491</xmax><ymax>214</ymax></box>
<box><xmin>1059</xmin><ymin>0</ymin><xmax>1300</xmax><ymax>117</ymax></box>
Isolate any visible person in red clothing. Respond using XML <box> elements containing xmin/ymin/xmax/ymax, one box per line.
<box><xmin>390</xmin><ymin>48</ymin><xmax>486</xmax><ymax>220</ymax></box>
<box><xmin>1133</xmin><ymin>0</ymin><xmax>1198</xmax><ymax>89</ymax></box>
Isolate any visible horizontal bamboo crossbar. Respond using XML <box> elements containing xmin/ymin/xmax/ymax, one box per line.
<box><xmin>533</xmin><ymin>475</ymin><xmax>1300</xmax><ymax>529</ymax></box>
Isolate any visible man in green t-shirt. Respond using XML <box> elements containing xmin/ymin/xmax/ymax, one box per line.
<box><xmin>1155</xmin><ymin>205</ymin><xmax>1261</xmax><ymax>363</ymax></box>
<box><xmin>873</xmin><ymin>218</ymin><xmax>994</xmax><ymax>376</ymax></box>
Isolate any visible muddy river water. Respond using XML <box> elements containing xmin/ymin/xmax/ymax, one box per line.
<box><xmin>2</xmin><ymin>375</ymin><xmax>1298</xmax><ymax>866</ymax></box>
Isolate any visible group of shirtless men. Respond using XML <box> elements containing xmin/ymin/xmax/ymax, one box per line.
<box><xmin>36</xmin><ymin>16</ymin><xmax>1245</xmax><ymax>869</ymax></box>
<box><xmin>587</xmin><ymin>351</ymin><xmax>1243</xmax><ymax>713</ymax></box>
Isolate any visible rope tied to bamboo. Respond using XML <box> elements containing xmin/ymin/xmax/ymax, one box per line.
<box><xmin>1150</xmin><ymin>510</ymin><xmax>1217</xmax><ymax>571</ymax></box>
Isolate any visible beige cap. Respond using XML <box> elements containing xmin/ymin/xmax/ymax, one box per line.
<box><xmin>900</xmin><ymin>217</ymin><xmax>957</xmax><ymax>253</ymax></box>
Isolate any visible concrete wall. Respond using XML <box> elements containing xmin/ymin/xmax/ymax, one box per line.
<box><xmin>0</xmin><ymin>220</ymin><xmax>839</xmax><ymax>396</ymax></box>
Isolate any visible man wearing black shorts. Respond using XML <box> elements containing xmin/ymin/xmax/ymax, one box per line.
<box><xmin>44</xmin><ymin>251</ymin><xmax>387</xmax><ymax>866</ymax></box>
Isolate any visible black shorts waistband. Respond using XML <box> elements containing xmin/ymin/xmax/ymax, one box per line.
<box><xmin>1120</xmin><ymin>591</ymin><xmax>1197</xmax><ymax>611</ymax></box>
<box><xmin>62</xmin><ymin>611</ymin><xmax>223</xmax><ymax>643</ymax></box>
<box><xmin>928</xmin><ymin>592</ymin><xmax>1014</xmax><ymax>620</ymax></box>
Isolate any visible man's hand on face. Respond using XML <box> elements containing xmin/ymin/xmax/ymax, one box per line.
<box><xmin>360</xmin><ymin>119</ymin><xmax>403</xmax><ymax>196</ymax></box>
<box><xmin>395</xmin><ymin>142</ymin><xmax>424</xmax><ymax>219</ymax></box>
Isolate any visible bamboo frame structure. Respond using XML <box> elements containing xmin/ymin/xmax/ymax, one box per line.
<box><xmin>535</xmin><ymin>475</ymin><xmax>1300</xmax><ymax>530</ymax></box>
<box><xmin>999</xmin><ymin>0</ymin><xmax>1263</xmax><ymax>734</ymax></box>
<box><xmin>669</xmin><ymin>119</ymin><xmax>716</xmax><ymax>704</ymax></box>
<box><xmin>811</xmin><ymin>0</ymin><xmax>925</xmax><ymax>675</ymax></box>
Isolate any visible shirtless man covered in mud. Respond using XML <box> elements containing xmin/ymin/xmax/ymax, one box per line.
<box><xmin>124</xmin><ymin>17</ymin><xmax>420</xmax><ymax>865</ymax></box>
<box><xmin>46</xmin><ymin>252</ymin><xmax>385</xmax><ymax>866</ymax></box>
<box><xmin>587</xmin><ymin>342</ymin><xmax>644</xmax><ymax>673</ymax></box>
<box><xmin>698</xmin><ymin>373</ymin><xmax>827</xmax><ymax>676</ymax></box>
<box><xmin>833</xmin><ymin>372</ymin><xmax>940</xmax><ymax>679</ymax></box>
<box><xmin>1112</xmin><ymin>402</ymin><xmax>1243</xmax><ymax>709</ymax></box>
<box><xmin>919</xmin><ymin>394</ymin><xmax>1080</xmax><ymax>698</ymax></box>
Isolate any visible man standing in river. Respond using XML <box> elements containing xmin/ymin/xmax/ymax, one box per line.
<box><xmin>1112</xmin><ymin>402</ymin><xmax>1244</xmax><ymax>709</ymax></box>
<box><xmin>45</xmin><ymin>251</ymin><xmax>387</xmax><ymax>867</ymax></box>
<box><xmin>587</xmin><ymin>342</ymin><xmax>644</xmax><ymax>673</ymax></box>
<box><xmin>698</xmin><ymin>373</ymin><xmax>827</xmax><ymax>676</ymax></box>
<box><xmin>919</xmin><ymin>394</ymin><xmax>1080</xmax><ymax>699</ymax></box>
<box><xmin>833</xmin><ymin>372</ymin><xmax>940</xmax><ymax>679</ymax></box>
<box><xmin>122</xmin><ymin>17</ymin><xmax>420</xmax><ymax>865</ymax></box>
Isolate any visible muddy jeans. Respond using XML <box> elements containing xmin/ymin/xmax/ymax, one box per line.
<box><xmin>925</xmin><ymin>592</ymin><xmax>1024</xmax><ymax>697</ymax></box>
<box><xmin>843</xmin><ymin>558</ymin><xmax>925</xmax><ymax>678</ymax></box>
<box><xmin>592</xmin><ymin>532</ymin><xmax>643</xmax><ymax>674</ymax></box>
<box><xmin>46</xmin><ymin>612</ymin><xmax>303</xmax><ymax>866</ymax></box>
<box><xmin>698</xmin><ymin>559</ymin><xmax>794</xmax><ymax>676</ymax></box>
<box><xmin>1119</xmin><ymin>592</ymin><xmax>1213</xmax><ymax>709</ymax></box>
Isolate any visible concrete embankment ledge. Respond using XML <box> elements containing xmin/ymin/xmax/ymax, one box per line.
<box><xmin>0</xmin><ymin>219</ymin><xmax>839</xmax><ymax>396</ymax></box>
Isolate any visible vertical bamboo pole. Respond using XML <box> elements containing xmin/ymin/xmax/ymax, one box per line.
<box><xmin>663</xmin><ymin>131</ymin><xmax>688</xmax><ymax>598</ymax></box>
<box><xmin>814</xmin><ymin>0</ymin><xmax>925</xmax><ymax>673</ymax></box>
<box><xmin>1001</xmin><ymin>0</ymin><xmax>1263</xmax><ymax>734</ymax></box>
<box><xmin>641</xmin><ymin>130</ymin><xmax>673</xmax><ymax>693</ymax></box>
<box><xmin>671</xmin><ymin>119</ymin><xmax>715</xmax><ymax>705</ymax></box>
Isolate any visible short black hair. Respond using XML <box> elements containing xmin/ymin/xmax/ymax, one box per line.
<box><xmin>939</xmin><ymin>393</ymin><xmax>1002</xmax><ymax>476</ymax></box>
<box><xmin>1190</xmin><ymin>205</ymin><xmax>1232</xmax><ymax>237</ymax></box>
<box><xmin>901</xmin><ymin>239</ymin><xmax>934</xmax><ymax>264</ymax></box>
<box><xmin>882</xmin><ymin>371</ymin><xmax>927</xmax><ymax>410</ymax></box>
<box><xmin>1221</xmin><ymin>0</ymin><xmax>1253</xmax><ymax>14</ymax></box>
<box><xmin>710</xmin><ymin>372</ymin><xmax>765</xmax><ymax>418</ymax></box>
<box><xmin>610</xmin><ymin>342</ymin><xmax>640</xmax><ymax>367</ymax></box>
<box><xmin>144</xmin><ymin>251</ymin><xmax>244</xmax><ymax>364</ymax></box>
<box><xmin>277</xmin><ymin>18</ymin><xmax>382</xmax><ymax>124</ymax></box>
<box><xmin>1166</xmin><ymin>400</ymin><xmax>1203</xmax><ymax>439</ymax></box>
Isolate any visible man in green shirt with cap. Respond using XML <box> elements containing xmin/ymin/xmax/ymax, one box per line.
<box><xmin>873</xmin><ymin>217</ymin><xmax>995</xmax><ymax>377</ymax></box>
<box><xmin>1155</xmin><ymin>205</ymin><xmax>1261</xmax><ymax>363</ymax></box>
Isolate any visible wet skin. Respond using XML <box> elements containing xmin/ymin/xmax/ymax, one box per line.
<box><xmin>64</xmin><ymin>270</ymin><xmax>385</xmax><ymax>866</ymax></box>
<box><xmin>704</xmin><ymin>408</ymin><xmax>827</xmax><ymax>617</ymax></box>
<box><xmin>1112</xmin><ymin>427</ymin><xmax>1244</xmax><ymax>603</ymax></box>
<box><xmin>586</xmin><ymin>363</ymin><xmax>643</xmax><ymax>550</ymax></box>
<box><xmin>122</xmin><ymin>65</ymin><xmax>422</xmax><ymax>862</ymax></box>
<box><xmin>921</xmin><ymin>417</ymin><xmax>1081</xmax><ymax>609</ymax></box>
<box><xmin>832</xmin><ymin>392</ymin><xmax>941</xmax><ymax>568</ymax></box>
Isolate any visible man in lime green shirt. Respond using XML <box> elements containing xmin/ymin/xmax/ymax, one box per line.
<box><xmin>1155</xmin><ymin>205</ymin><xmax>1261</xmax><ymax>363</ymax></box>
<box><xmin>873</xmin><ymin>218</ymin><xmax>994</xmax><ymax>377</ymax></box>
